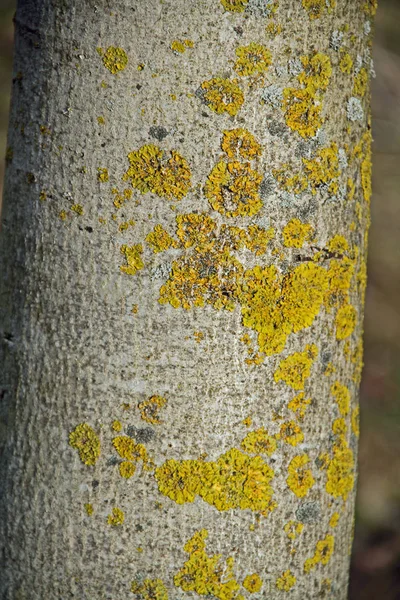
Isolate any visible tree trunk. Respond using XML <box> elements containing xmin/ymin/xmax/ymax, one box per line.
<box><xmin>0</xmin><ymin>0</ymin><xmax>375</xmax><ymax>598</ymax></box>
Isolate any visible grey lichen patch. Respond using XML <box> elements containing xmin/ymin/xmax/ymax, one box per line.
<box><xmin>347</xmin><ymin>97</ymin><xmax>364</xmax><ymax>122</ymax></box>
<box><xmin>268</xmin><ymin>121</ymin><xmax>287</xmax><ymax>137</ymax></box>
<box><xmin>149</xmin><ymin>126</ymin><xmax>169</xmax><ymax>141</ymax></box>
<box><xmin>288</xmin><ymin>58</ymin><xmax>303</xmax><ymax>77</ymax></box>
<box><xmin>245</xmin><ymin>0</ymin><xmax>275</xmax><ymax>17</ymax></box>
<box><xmin>296</xmin><ymin>501</ymin><xmax>321</xmax><ymax>524</ymax></box>
<box><xmin>127</xmin><ymin>426</ymin><xmax>155</xmax><ymax>444</ymax></box>
<box><xmin>261</xmin><ymin>84</ymin><xmax>283</xmax><ymax>108</ymax></box>
<box><xmin>329</xmin><ymin>30</ymin><xmax>343</xmax><ymax>51</ymax></box>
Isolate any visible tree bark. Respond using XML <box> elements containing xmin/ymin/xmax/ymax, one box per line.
<box><xmin>0</xmin><ymin>0</ymin><xmax>375</xmax><ymax>598</ymax></box>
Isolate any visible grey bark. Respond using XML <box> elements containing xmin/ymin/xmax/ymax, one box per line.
<box><xmin>0</xmin><ymin>0</ymin><xmax>373</xmax><ymax>598</ymax></box>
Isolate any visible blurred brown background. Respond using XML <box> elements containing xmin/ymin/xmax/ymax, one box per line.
<box><xmin>1</xmin><ymin>2</ymin><xmax>400</xmax><ymax>598</ymax></box>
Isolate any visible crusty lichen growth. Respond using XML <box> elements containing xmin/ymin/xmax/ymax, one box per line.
<box><xmin>146</xmin><ymin>225</ymin><xmax>177</xmax><ymax>253</ymax></box>
<box><xmin>97</xmin><ymin>167</ymin><xmax>109</xmax><ymax>182</ymax></box>
<box><xmin>282</xmin><ymin>218</ymin><xmax>313</xmax><ymax>248</ymax></box>
<box><xmin>221</xmin><ymin>129</ymin><xmax>262</xmax><ymax>161</ymax></box>
<box><xmin>120</xmin><ymin>244</ymin><xmax>144</xmax><ymax>276</ymax></box>
<box><xmin>304</xmin><ymin>535</ymin><xmax>335</xmax><ymax>573</ymax></box>
<box><xmin>138</xmin><ymin>395</ymin><xmax>167</xmax><ymax>424</ymax></box>
<box><xmin>302</xmin><ymin>0</ymin><xmax>336</xmax><ymax>20</ymax></box>
<box><xmin>240</xmin><ymin>428</ymin><xmax>277</xmax><ymax>456</ymax></box>
<box><xmin>205</xmin><ymin>160</ymin><xmax>263</xmax><ymax>218</ymax></box>
<box><xmin>107</xmin><ymin>507</ymin><xmax>125</xmax><ymax>526</ymax></box>
<box><xmin>112</xmin><ymin>435</ymin><xmax>154</xmax><ymax>478</ymax></box>
<box><xmin>155</xmin><ymin>446</ymin><xmax>275</xmax><ymax>513</ymax></box>
<box><xmin>201</xmin><ymin>78</ymin><xmax>244</xmax><ymax>116</ymax></box>
<box><xmin>335</xmin><ymin>303</ymin><xmax>357</xmax><ymax>340</ymax></box>
<box><xmin>242</xmin><ymin>573</ymin><xmax>263</xmax><ymax>593</ymax></box>
<box><xmin>283</xmin><ymin>52</ymin><xmax>332</xmax><ymax>138</ymax></box>
<box><xmin>275</xmin><ymin>570</ymin><xmax>296</xmax><ymax>592</ymax></box>
<box><xmin>131</xmin><ymin>579</ymin><xmax>169</xmax><ymax>600</ymax></box>
<box><xmin>220</xmin><ymin>0</ymin><xmax>248</xmax><ymax>12</ymax></box>
<box><xmin>274</xmin><ymin>345</ymin><xmax>318</xmax><ymax>390</ymax></box>
<box><xmin>288</xmin><ymin>393</ymin><xmax>311</xmax><ymax>421</ymax></box>
<box><xmin>286</xmin><ymin>454</ymin><xmax>315</xmax><ymax>498</ymax></box>
<box><xmin>283</xmin><ymin>520</ymin><xmax>304</xmax><ymax>540</ymax></box>
<box><xmin>331</xmin><ymin>381</ymin><xmax>350</xmax><ymax>416</ymax></box>
<box><xmin>69</xmin><ymin>423</ymin><xmax>100</xmax><ymax>466</ymax></box>
<box><xmin>123</xmin><ymin>144</ymin><xmax>191</xmax><ymax>201</ymax></box>
<box><xmin>234</xmin><ymin>43</ymin><xmax>272</xmax><ymax>77</ymax></box>
<box><xmin>325</xmin><ymin>436</ymin><xmax>355</xmax><ymax>500</ymax></box>
<box><xmin>99</xmin><ymin>46</ymin><xmax>128</xmax><ymax>74</ymax></box>
<box><xmin>279</xmin><ymin>420</ymin><xmax>304</xmax><ymax>447</ymax></box>
<box><xmin>303</xmin><ymin>143</ymin><xmax>340</xmax><ymax>194</ymax></box>
<box><xmin>174</xmin><ymin>529</ymin><xmax>244</xmax><ymax>599</ymax></box>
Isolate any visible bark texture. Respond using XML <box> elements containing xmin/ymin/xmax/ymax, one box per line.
<box><xmin>0</xmin><ymin>0</ymin><xmax>375</xmax><ymax>598</ymax></box>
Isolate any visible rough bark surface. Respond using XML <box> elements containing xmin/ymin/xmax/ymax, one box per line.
<box><xmin>0</xmin><ymin>0</ymin><xmax>375</xmax><ymax>598</ymax></box>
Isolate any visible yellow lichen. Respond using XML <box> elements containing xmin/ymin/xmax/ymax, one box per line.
<box><xmin>327</xmin><ymin>235</ymin><xmax>349</xmax><ymax>254</ymax></box>
<box><xmin>220</xmin><ymin>0</ymin><xmax>248</xmax><ymax>12</ymax></box>
<box><xmin>107</xmin><ymin>507</ymin><xmax>125</xmax><ymax>526</ymax></box>
<box><xmin>240</xmin><ymin>428</ymin><xmax>277</xmax><ymax>456</ymax></box>
<box><xmin>329</xmin><ymin>512</ymin><xmax>340</xmax><ymax>528</ymax></box>
<box><xmin>138</xmin><ymin>395</ymin><xmax>167</xmax><ymax>425</ymax></box>
<box><xmin>266</xmin><ymin>22</ymin><xmax>282</xmax><ymax>37</ymax></box>
<box><xmin>288</xmin><ymin>393</ymin><xmax>311</xmax><ymax>421</ymax></box>
<box><xmin>243</xmin><ymin>573</ymin><xmax>263</xmax><ymax>593</ymax></box>
<box><xmin>69</xmin><ymin>423</ymin><xmax>100</xmax><ymax>466</ymax></box>
<box><xmin>339</xmin><ymin>52</ymin><xmax>353</xmax><ymax>74</ymax></box>
<box><xmin>325</xmin><ymin>437</ymin><xmax>354</xmax><ymax>500</ymax></box>
<box><xmin>353</xmin><ymin>67</ymin><xmax>369</xmax><ymax>97</ymax></box>
<box><xmin>335</xmin><ymin>304</ymin><xmax>357</xmax><ymax>340</ymax></box>
<box><xmin>276</xmin><ymin>570</ymin><xmax>296</xmax><ymax>592</ymax></box>
<box><xmin>303</xmin><ymin>143</ymin><xmax>340</xmax><ymax>194</ymax></box>
<box><xmin>363</xmin><ymin>0</ymin><xmax>378</xmax><ymax>16</ymax></box>
<box><xmin>279</xmin><ymin>421</ymin><xmax>304</xmax><ymax>446</ymax></box>
<box><xmin>174</xmin><ymin>530</ymin><xmax>244</xmax><ymax>600</ymax></box>
<box><xmin>234</xmin><ymin>43</ymin><xmax>272</xmax><ymax>77</ymax></box>
<box><xmin>112</xmin><ymin>420</ymin><xmax>122</xmax><ymax>432</ymax></box>
<box><xmin>299</xmin><ymin>53</ymin><xmax>332</xmax><ymax>92</ymax></box>
<box><xmin>171</xmin><ymin>40</ymin><xmax>186</xmax><ymax>54</ymax></box>
<box><xmin>221</xmin><ymin>129</ymin><xmax>262</xmax><ymax>161</ymax></box>
<box><xmin>201</xmin><ymin>77</ymin><xmax>244</xmax><ymax>116</ymax></box>
<box><xmin>120</xmin><ymin>244</ymin><xmax>144</xmax><ymax>276</ymax></box>
<box><xmin>97</xmin><ymin>115</ymin><xmax>105</xmax><ymax>125</ymax></box>
<box><xmin>273</xmin><ymin>165</ymin><xmax>308</xmax><ymax>194</ymax></box>
<box><xmin>97</xmin><ymin>167</ymin><xmax>109</xmax><ymax>182</ymax></box>
<box><xmin>204</xmin><ymin>160</ymin><xmax>263</xmax><ymax>218</ymax></box>
<box><xmin>119</xmin><ymin>461</ymin><xmax>136</xmax><ymax>479</ymax></box>
<box><xmin>101</xmin><ymin>46</ymin><xmax>128</xmax><ymax>74</ymax></box>
<box><xmin>331</xmin><ymin>381</ymin><xmax>350</xmax><ymax>416</ymax></box>
<box><xmin>155</xmin><ymin>447</ymin><xmax>275</xmax><ymax>513</ymax></box>
<box><xmin>244</xmin><ymin>225</ymin><xmax>275</xmax><ymax>256</ymax></box>
<box><xmin>302</xmin><ymin>0</ymin><xmax>335</xmax><ymax>19</ymax></box>
<box><xmin>304</xmin><ymin>535</ymin><xmax>335</xmax><ymax>573</ymax></box>
<box><xmin>131</xmin><ymin>579</ymin><xmax>168</xmax><ymax>600</ymax></box>
<box><xmin>286</xmin><ymin>454</ymin><xmax>315</xmax><ymax>498</ymax></box>
<box><xmin>282</xmin><ymin>218</ymin><xmax>313</xmax><ymax>248</ymax></box>
<box><xmin>123</xmin><ymin>144</ymin><xmax>191</xmax><ymax>201</ymax></box>
<box><xmin>282</xmin><ymin>87</ymin><xmax>322</xmax><ymax>138</ymax></box>
<box><xmin>84</xmin><ymin>503</ymin><xmax>94</xmax><ymax>516</ymax></box>
<box><xmin>146</xmin><ymin>225</ymin><xmax>176</xmax><ymax>253</ymax></box>
<box><xmin>332</xmin><ymin>418</ymin><xmax>347</xmax><ymax>435</ymax></box>
<box><xmin>274</xmin><ymin>345</ymin><xmax>318</xmax><ymax>390</ymax></box>
<box><xmin>351</xmin><ymin>406</ymin><xmax>360</xmax><ymax>437</ymax></box>
<box><xmin>283</xmin><ymin>53</ymin><xmax>332</xmax><ymax>138</ymax></box>
<box><xmin>71</xmin><ymin>204</ymin><xmax>84</xmax><ymax>215</ymax></box>
<box><xmin>112</xmin><ymin>435</ymin><xmax>137</xmax><ymax>460</ymax></box>
<box><xmin>284</xmin><ymin>520</ymin><xmax>304</xmax><ymax>540</ymax></box>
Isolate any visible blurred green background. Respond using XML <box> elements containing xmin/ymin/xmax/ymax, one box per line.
<box><xmin>1</xmin><ymin>2</ymin><xmax>400</xmax><ymax>598</ymax></box>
